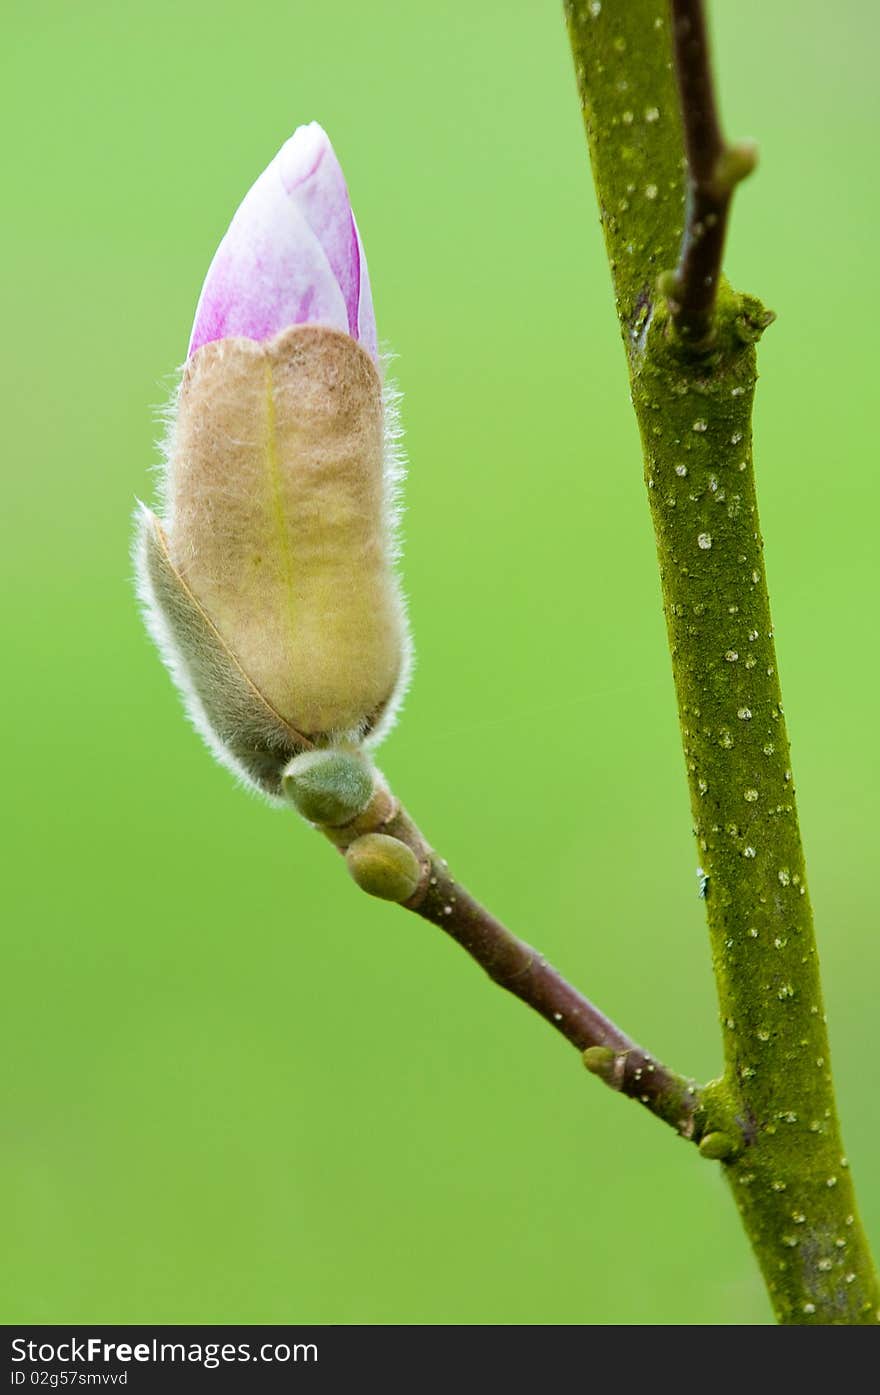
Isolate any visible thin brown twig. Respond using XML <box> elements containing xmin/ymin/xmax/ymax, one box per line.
<box><xmin>323</xmin><ymin>785</ymin><xmax>705</xmax><ymax>1140</ymax></box>
<box><xmin>667</xmin><ymin>0</ymin><xmax>756</xmax><ymax>344</ymax></box>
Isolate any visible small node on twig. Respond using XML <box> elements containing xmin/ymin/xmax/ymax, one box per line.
<box><xmin>345</xmin><ymin>833</ymin><xmax>422</xmax><ymax>902</ymax></box>
<box><xmin>708</xmin><ymin>140</ymin><xmax>757</xmax><ymax>199</ymax></box>
<box><xmin>698</xmin><ymin>1130</ymin><xmax>738</xmax><ymax>1161</ymax></box>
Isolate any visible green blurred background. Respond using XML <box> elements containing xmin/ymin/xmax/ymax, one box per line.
<box><xmin>3</xmin><ymin>0</ymin><xmax>878</xmax><ymax>1325</ymax></box>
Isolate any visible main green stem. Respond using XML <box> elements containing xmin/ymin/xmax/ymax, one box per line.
<box><xmin>564</xmin><ymin>0</ymin><xmax>878</xmax><ymax>1324</ymax></box>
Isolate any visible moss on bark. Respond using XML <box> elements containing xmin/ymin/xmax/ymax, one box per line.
<box><xmin>565</xmin><ymin>0</ymin><xmax>879</xmax><ymax>1323</ymax></box>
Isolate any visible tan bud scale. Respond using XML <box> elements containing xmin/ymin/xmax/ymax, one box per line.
<box><xmin>136</xmin><ymin>325</ymin><xmax>409</xmax><ymax>798</ymax></box>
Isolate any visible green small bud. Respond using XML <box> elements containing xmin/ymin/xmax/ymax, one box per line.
<box><xmin>282</xmin><ymin>749</ymin><xmax>374</xmax><ymax>826</ymax></box>
<box><xmin>656</xmin><ymin>268</ymin><xmax>680</xmax><ymax>302</ymax></box>
<box><xmin>699</xmin><ymin>1130</ymin><xmax>737</xmax><ymax>1161</ymax></box>
<box><xmin>345</xmin><ymin>833</ymin><xmax>422</xmax><ymax>902</ymax></box>
<box><xmin>711</xmin><ymin>140</ymin><xmax>758</xmax><ymax>196</ymax></box>
<box><xmin>582</xmin><ymin>1046</ymin><xmax>618</xmax><ymax>1081</ymax></box>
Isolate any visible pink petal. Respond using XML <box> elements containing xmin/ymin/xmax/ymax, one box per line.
<box><xmin>188</xmin><ymin>123</ymin><xmax>378</xmax><ymax>361</ymax></box>
<box><xmin>353</xmin><ymin>214</ymin><xmax>377</xmax><ymax>359</ymax></box>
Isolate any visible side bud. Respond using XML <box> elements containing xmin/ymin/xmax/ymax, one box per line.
<box><xmin>345</xmin><ymin>834</ymin><xmax>422</xmax><ymax>903</ymax></box>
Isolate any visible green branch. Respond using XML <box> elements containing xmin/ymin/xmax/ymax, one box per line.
<box><xmin>564</xmin><ymin>0</ymin><xmax>879</xmax><ymax>1324</ymax></box>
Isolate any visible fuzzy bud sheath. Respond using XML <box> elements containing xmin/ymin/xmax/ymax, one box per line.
<box><xmin>135</xmin><ymin>124</ymin><xmax>410</xmax><ymax>799</ymax></box>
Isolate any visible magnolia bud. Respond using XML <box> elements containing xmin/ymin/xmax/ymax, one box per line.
<box><xmin>135</xmin><ymin>124</ymin><xmax>410</xmax><ymax>799</ymax></box>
